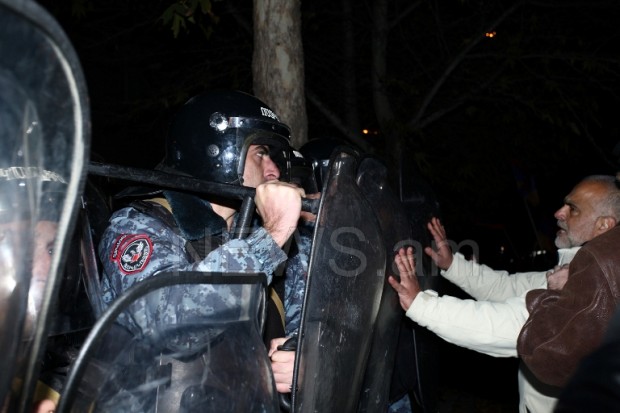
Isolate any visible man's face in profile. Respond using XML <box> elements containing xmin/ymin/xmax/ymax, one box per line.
<box><xmin>29</xmin><ymin>220</ymin><xmax>58</xmax><ymax>310</ymax></box>
<box><xmin>0</xmin><ymin>219</ymin><xmax>58</xmax><ymax>323</ymax></box>
<box><xmin>242</xmin><ymin>144</ymin><xmax>281</xmax><ymax>188</ymax></box>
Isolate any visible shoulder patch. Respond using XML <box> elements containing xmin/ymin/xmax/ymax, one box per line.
<box><xmin>110</xmin><ymin>234</ymin><xmax>153</xmax><ymax>275</ymax></box>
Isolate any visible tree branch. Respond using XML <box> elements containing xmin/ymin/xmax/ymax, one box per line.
<box><xmin>389</xmin><ymin>1</ymin><xmax>424</xmax><ymax>30</ymax></box>
<box><xmin>410</xmin><ymin>1</ymin><xmax>525</xmax><ymax>129</ymax></box>
<box><xmin>306</xmin><ymin>88</ymin><xmax>371</xmax><ymax>151</ymax></box>
<box><xmin>418</xmin><ymin>64</ymin><xmax>507</xmax><ymax>129</ymax></box>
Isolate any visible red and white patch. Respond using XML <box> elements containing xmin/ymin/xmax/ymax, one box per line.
<box><xmin>110</xmin><ymin>234</ymin><xmax>153</xmax><ymax>275</ymax></box>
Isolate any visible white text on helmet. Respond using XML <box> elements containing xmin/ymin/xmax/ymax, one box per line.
<box><xmin>0</xmin><ymin>167</ymin><xmax>66</xmax><ymax>183</ymax></box>
<box><xmin>260</xmin><ymin>107</ymin><xmax>279</xmax><ymax>121</ymax></box>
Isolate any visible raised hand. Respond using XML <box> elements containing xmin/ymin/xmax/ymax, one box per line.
<box><xmin>423</xmin><ymin>217</ymin><xmax>454</xmax><ymax>270</ymax></box>
<box><xmin>388</xmin><ymin>246</ymin><xmax>422</xmax><ymax>311</ymax></box>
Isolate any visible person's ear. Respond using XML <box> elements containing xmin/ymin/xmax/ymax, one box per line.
<box><xmin>598</xmin><ymin>216</ymin><xmax>617</xmax><ymax>232</ymax></box>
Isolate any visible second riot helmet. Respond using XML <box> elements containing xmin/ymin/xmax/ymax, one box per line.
<box><xmin>300</xmin><ymin>137</ymin><xmax>360</xmax><ymax>191</ymax></box>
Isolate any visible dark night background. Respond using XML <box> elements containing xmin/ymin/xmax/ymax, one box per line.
<box><xmin>37</xmin><ymin>0</ymin><xmax>620</xmax><ymax>269</ymax></box>
<box><xmin>36</xmin><ymin>0</ymin><xmax>620</xmax><ymax>410</ymax></box>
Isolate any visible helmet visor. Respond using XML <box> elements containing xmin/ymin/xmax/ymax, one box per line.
<box><xmin>230</xmin><ymin>117</ymin><xmax>292</xmax><ymax>184</ymax></box>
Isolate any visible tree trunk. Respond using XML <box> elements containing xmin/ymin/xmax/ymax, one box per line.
<box><xmin>253</xmin><ymin>0</ymin><xmax>307</xmax><ymax>149</ymax></box>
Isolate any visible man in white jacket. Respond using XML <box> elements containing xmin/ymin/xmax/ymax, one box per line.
<box><xmin>388</xmin><ymin>175</ymin><xmax>620</xmax><ymax>413</ymax></box>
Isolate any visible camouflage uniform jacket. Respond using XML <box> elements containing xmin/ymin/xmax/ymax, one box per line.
<box><xmin>283</xmin><ymin>221</ymin><xmax>313</xmax><ymax>336</ymax></box>
<box><xmin>98</xmin><ymin>191</ymin><xmax>288</xmax><ymax>339</ymax></box>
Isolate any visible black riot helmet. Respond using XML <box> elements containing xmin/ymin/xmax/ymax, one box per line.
<box><xmin>290</xmin><ymin>149</ymin><xmax>318</xmax><ymax>193</ymax></box>
<box><xmin>300</xmin><ymin>137</ymin><xmax>361</xmax><ymax>191</ymax></box>
<box><xmin>162</xmin><ymin>90</ymin><xmax>293</xmax><ymax>185</ymax></box>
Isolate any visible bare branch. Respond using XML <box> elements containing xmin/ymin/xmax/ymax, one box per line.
<box><xmin>306</xmin><ymin>88</ymin><xmax>371</xmax><ymax>151</ymax></box>
<box><xmin>389</xmin><ymin>1</ymin><xmax>424</xmax><ymax>30</ymax></box>
<box><xmin>410</xmin><ymin>1</ymin><xmax>526</xmax><ymax>129</ymax></box>
<box><xmin>418</xmin><ymin>65</ymin><xmax>506</xmax><ymax>129</ymax></box>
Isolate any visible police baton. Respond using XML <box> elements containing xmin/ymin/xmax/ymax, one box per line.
<box><xmin>88</xmin><ymin>162</ymin><xmax>320</xmax><ymax>215</ymax></box>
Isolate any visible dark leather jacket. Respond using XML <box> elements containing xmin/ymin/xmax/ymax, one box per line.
<box><xmin>517</xmin><ymin>226</ymin><xmax>620</xmax><ymax>387</ymax></box>
<box><xmin>554</xmin><ymin>305</ymin><xmax>620</xmax><ymax>412</ymax></box>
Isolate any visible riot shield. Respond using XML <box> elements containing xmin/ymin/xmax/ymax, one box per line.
<box><xmin>356</xmin><ymin>157</ymin><xmax>412</xmax><ymax>412</ymax></box>
<box><xmin>291</xmin><ymin>148</ymin><xmax>386</xmax><ymax>412</ymax></box>
<box><xmin>394</xmin><ymin>155</ymin><xmax>443</xmax><ymax>412</ymax></box>
<box><xmin>0</xmin><ymin>0</ymin><xmax>90</xmax><ymax>411</ymax></box>
<box><xmin>57</xmin><ymin>272</ymin><xmax>279</xmax><ymax>413</ymax></box>
<box><xmin>46</xmin><ymin>181</ymin><xmax>113</xmax><ymax>337</ymax></box>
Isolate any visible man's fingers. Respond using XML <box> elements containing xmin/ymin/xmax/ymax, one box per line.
<box><xmin>269</xmin><ymin>337</ymin><xmax>287</xmax><ymax>356</ymax></box>
<box><xmin>394</xmin><ymin>255</ymin><xmax>408</xmax><ymax>272</ymax></box>
<box><xmin>271</xmin><ymin>348</ymin><xmax>295</xmax><ymax>393</ymax></box>
<box><xmin>396</xmin><ymin>247</ymin><xmax>415</xmax><ymax>274</ymax></box>
<box><xmin>271</xmin><ymin>351</ymin><xmax>295</xmax><ymax>365</ymax></box>
<box><xmin>388</xmin><ymin>275</ymin><xmax>404</xmax><ymax>292</ymax></box>
<box><xmin>424</xmin><ymin>246</ymin><xmax>436</xmax><ymax>258</ymax></box>
<box><xmin>428</xmin><ymin>218</ymin><xmax>448</xmax><ymax>245</ymax></box>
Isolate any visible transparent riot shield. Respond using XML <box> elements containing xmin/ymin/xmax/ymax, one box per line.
<box><xmin>57</xmin><ymin>272</ymin><xmax>279</xmax><ymax>413</ymax></box>
<box><xmin>0</xmin><ymin>0</ymin><xmax>90</xmax><ymax>411</ymax></box>
<box><xmin>291</xmin><ymin>148</ymin><xmax>386</xmax><ymax>412</ymax></box>
<box><xmin>356</xmin><ymin>157</ymin><xmax>412</xmax><ymax>412</ymax></box>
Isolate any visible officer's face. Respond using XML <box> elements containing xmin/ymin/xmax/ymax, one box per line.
<box><xmin>0</xmin><ymin>219</ymin><xmax>56</xmax><ymax>338</ymax></box>
<box><xmin>29</xmin><ymin>220</ymin><xmax>57</xmax><ymax>310</ymax></box>
<box><xmin>242</xmin><ymin>144</ymin><xmax>280</xmax><ymax>188</ymax></box>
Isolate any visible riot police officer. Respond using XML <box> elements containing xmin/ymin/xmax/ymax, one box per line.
<box><xmin>99</xmin><ymin>89</ymin><xmax>303</xmax><ymax>316</ymax></box>
<box><xmin>95</xmin><ymin>90</ymin><xmax>303</xmax><ymax>412</ymax></box>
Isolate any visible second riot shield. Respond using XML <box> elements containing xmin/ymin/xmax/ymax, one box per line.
<box><xmin>57</xmin><ymin>272</ymin><xmax>279</xmax><ymax>413</ymax></box>
<box><xmin>291</xmin><ymin>148</ymin><xmax>386</xmax><ymax>412</ymax></box>
<box><xmin>356</xmin><ymin>157</ymin><xmax>412</xmax><ymax>412</ymax></box>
